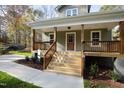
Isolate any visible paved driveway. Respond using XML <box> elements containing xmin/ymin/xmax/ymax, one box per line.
<box><xmin>0</xmin><ymin>54</ymin><xmax>25</xmax><ymax>62</ymax></box>
<box><xmin>0</xmin><ymin>54</ymin><xmax>83</xmax><ymax>88</ymax></box>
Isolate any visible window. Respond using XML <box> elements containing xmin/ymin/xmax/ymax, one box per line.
<box><xmin>72</xmin><ymin>9</ymin><xmax>77</xmax><ymax>16</ymax></box>
<box><xmin>49</xmin><ymin>33</ymin><xmax>54</xmax><ymax>44</ymax></box>
<box><xmin>66</xmin><ymin>10</ymin><xmax>71</xmax><ymax>16</ymax></box>
<box><xmin>66</xmin><ymin>8</ymin><xmax>78</xmax><ymax>16</ymax></box>
<box><xmin>91</xmin><ymin>31</ymin><xmax>101</xmax><ymax>47</ymax></box>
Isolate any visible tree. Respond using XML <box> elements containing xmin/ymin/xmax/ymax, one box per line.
<box><xmin>0</xmin><ymin>5</ymin><xmax>53</xmax><ymax>49</ymax></box>
<box><xmin>38</xmin><ymin>5</ymin><xmax>56</xmax><ymax>19</ymax></box>
<box><xmin>0</xmin><ymin>5</ymin><xmax>30</xmax><ymax>44</ymax></box>
<box><xmin>100</xmin><ymin>5</ymin><xmax>124</xmax><ymax>12</ymax></box>
<box><xmin>20</xmin><ymin>7</ymin><xmax>44</xmax><ymax>48</ymax></box>
<box><xmin>0</xmin><ymin>5</ymin><xmax>43</xmax><ymax>46</ymax></box>
<box><xmin>100</xmin><ymin>6</ymin><xmax>124</xmax><ymax>40</ymax></box>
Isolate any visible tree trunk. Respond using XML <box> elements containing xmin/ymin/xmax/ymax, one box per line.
<box><xmin>24</xmin><ymin>31</ymin><xmax>27</xmax><ymax>48</ymax></box>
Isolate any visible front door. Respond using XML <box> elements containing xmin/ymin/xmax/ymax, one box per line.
<box><xmin>66</xmin><ymin>32</ymin><xmax>76</xmax><ymax>51</ymax></box>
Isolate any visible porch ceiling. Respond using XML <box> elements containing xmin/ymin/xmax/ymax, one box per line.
<box><xmin>35</xmin><ymin>22</ymin><xmax>118</xmax><ymax>32</ymax></box>
<box><xmin>29</xmin><ymin>10</ymin><xmax>124</xmax><ymax>30</ymax></box>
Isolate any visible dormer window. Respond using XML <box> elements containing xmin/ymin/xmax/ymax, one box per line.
<box><xmin>66</xmin><ymin>8</ymin><xmax>78</xmax><ymax>16</ymax></box>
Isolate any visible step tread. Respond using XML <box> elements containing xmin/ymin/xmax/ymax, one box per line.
<box><xmin>49</xmin><ymin>61</ymin><xmax>81</xmax><ymax>65</ymax></box>
<box><xmin>48</xmin><ymin>63</ymin><xmax>81</xmax><ymax>68</ymax></box>
<box><xmin>48</xmin><ymin>65</ymin><xmax>81</xmax><ymax>71</ymax></box>
<box><xmin>45</xmin><ymin>70</ymin><xmax>81</xmax><ymax>77</ymax></box>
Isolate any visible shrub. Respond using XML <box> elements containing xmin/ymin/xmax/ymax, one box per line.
<box><xmin>90</xmin><ymin>63</ymin><xmax>99</xmax><ymax>78</ymax></box>
<box><xmin>110</xmin><ymin>70</ymin><xmax>119</xmax><ymax>82</ymax></box>
<box><xmin>25</xmin><ymin>56</ymin><xmax>30</xmax><ymax>61</ymax></box>
<box><xmin>0</xmin><ymin>48</ymin><xmax>8</xmax><ymax>55</ymax></box>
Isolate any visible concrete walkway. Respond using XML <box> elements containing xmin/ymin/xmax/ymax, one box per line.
<box><xmin>0</xmin><ymin>54</ymin><xmax>83</xmax><ymax>88</ymax></box>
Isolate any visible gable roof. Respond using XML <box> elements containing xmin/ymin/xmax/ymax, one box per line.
<box><xmin>55</xmin><ymin>5</ymin><xmax>91</xmax><ymax>13</ymax></box>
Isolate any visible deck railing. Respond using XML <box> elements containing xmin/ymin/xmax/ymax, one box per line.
<box><xmin>82</xmin><ymin>41</ymin><xmax>120</xmax><ymax>53</ymax></box>
<box><xmin>43</xmin><ymin>41</ymin><xmax>56</xmax><ymax>69</ymax></box>
<box><xmin>34</xmin><ymin>41</ymin><xmax>51</xmax><ymax>50</ymax></box>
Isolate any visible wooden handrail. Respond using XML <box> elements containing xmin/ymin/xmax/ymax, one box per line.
<box><xmin>44</xmin><ymin>41</ymin><xmax>56</xmax><ymax>56</ymax></box>
<box><xmin>82</xmin><ymin>40</ymin><xmax>120</xmax><ymax>43</ymax></box>
<box><xmin>43</xmin><ymin>41</ymin><xmax>56</xmax><ymax>69</ymax></box>
<box><xmin>35</xmin><ymin>41</ymin><xmax>51</xmax><ymax>43</ymax></box>
<box><xmin>82</xmin><ymin>41</ymin><xmax>120</xmax><ymax>53</ymax></box>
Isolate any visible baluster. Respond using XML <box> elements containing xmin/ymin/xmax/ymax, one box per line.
<box><xmin>108</xmin><ymin>41</ymin><xmax>109</xmax><ymax>52</ymax></box>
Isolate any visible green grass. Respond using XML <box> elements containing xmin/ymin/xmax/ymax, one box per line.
<box><xmin>0</xmin><ymin>48</ymin><xmax>4</xmax><ymax>54</ymax></box>
<box><xmin>9</xmin><ymin>51</ymin><xmax>32</xmax><ymax>56</ymax></box>
<box><xmin>84</xmin><ymin>80</ymin><xmax>92</xmax><ymax>88</ymax></box>
<box><xmin>0</xmin><ymin>71</ymin><xmax>40</xmax><ymax>88</ymax></box>
<box><xmin>0</xmin><ymin>48</ymin><xmax>4</xmax><ymax>51</ymax></box>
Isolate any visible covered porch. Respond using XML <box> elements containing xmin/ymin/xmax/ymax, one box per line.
<box><xmin>29</xmin><ymin>10</ymin><xmax>124</xmax><ymax>76</ymax></box>
<box><xmin>30</xmin><ymin>11</ymin><xmax>124</xmax><ymax>55</ymax></box>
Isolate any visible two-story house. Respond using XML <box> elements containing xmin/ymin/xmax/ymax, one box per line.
<box><xmin>29</xmin><ymin>5</ymin><xmax>124</xmax><ymax>77</ymax></box>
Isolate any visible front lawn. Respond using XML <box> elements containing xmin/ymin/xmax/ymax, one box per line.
<box><xmin>0</xmin><ymin>71</ymin><xmax>40</xmax><ymax>88</ymax></box>
<box><xmin>9</xmin><ymin>51</ymin><xmax>32</xmax><ymax>56</ymax></box>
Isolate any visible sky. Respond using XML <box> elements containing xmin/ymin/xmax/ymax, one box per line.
<box><xmin>90</xmin><ymin>5</ymin><xmax>102</xmax><ymax>12</ymax></box>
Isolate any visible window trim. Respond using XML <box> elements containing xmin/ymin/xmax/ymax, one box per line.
<box><xmin>66</xmin><ymin>8</ymin><xmax>78</xmax><ymax>16</ymax></box>
<box><xmin>49</xmin><ymin>33</ymin><xmax>54</xmax><ymax>42</ymax></box>
<box><xmin>91</xmin><ymin>31</ymin><xmax>101</xmax><ymax>47</ymax></box>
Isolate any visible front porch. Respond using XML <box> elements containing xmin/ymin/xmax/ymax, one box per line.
<box><xmin>30</xmin><ymin>11</ymin><xmax>124</xmax><ymax>76</ymax></box>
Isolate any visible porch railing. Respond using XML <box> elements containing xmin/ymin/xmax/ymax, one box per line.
<box><xmin>43</xmin><ymin>41</ymin><xmax>56</xmax><ymax>69</ymax></box>
<box><xmin>82</xmin><ymin>41</ymin><xmax>120</xmax><ymax>53</ymax></box>
<box><xmin>34</xmin><ymin>41</ymin><xmax>51</xmax><ymax>50</ymax></box>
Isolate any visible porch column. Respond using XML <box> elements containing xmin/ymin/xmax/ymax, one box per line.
<box><xmin>54</xmin><ymin>27</ymin><xmax>57</xmax><ymax>51</ymax></box>
<box><xmin>54</xmin><ymin>27</ymin><xmax>57</xmax><ymax>41</ymax></box>
<box><xmin>119</xmin><ymin>21</ymin><xmax>124</xmax><ymax>54</ymax></box>
<box><xmin>31</xmin><ymin>29</ymin><xmax>35</xmax><ymax>51</ymax></box>
<box><xmin>81</xmin><ymin>25</ymin><xmax>84</xmax><ymax>44</ymax></box>
<box><xmin>81</xmin><ymin>24</ymin><xmax>85</xmax><ymax>76</ymax></box>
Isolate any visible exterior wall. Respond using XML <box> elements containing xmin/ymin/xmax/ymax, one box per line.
<box><xmin>57</xmin><ymin>5</ymin><xmax>89</xmax><ymax>17</ymax></box>
<box><xmin>35</xmin><ymin>28</ymin><xmax>111</xmax><ymax>52</ymax></box>
<box><xmin>43</xmin><ymin>30</ymin><xmax>81</xmax><ymax>51</ymax></box>
<box><xmin>84</xmin><ymin>28</ymin><xmax>111</xmax><ymax>41</ymax></box>
<box><xmin>57</xmin><ymin>30</ymin><xmax>81</xmax><ymax>51</ymax></box>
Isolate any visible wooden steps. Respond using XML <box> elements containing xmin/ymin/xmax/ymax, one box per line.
<box><xmin>46</xmin><ymin>51</ymin><xmax>82</xmax><ymax>77</ymax></box>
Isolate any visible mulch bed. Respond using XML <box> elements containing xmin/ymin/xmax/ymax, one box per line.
<box><xmin>86</xmin><ymin>67</ymin><xmax>124</xmax><ymax>88</ymax></box>
<box><xmin>15</xmin><ymin>59</ymin><xmax>43</xmax><ymax>70</ymax></box>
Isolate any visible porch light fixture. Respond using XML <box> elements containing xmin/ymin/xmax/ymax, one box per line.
<box><xmin>67</xmin><ymin>26</ymin><xmax>71</xmax><ymax>29</ymax></box>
